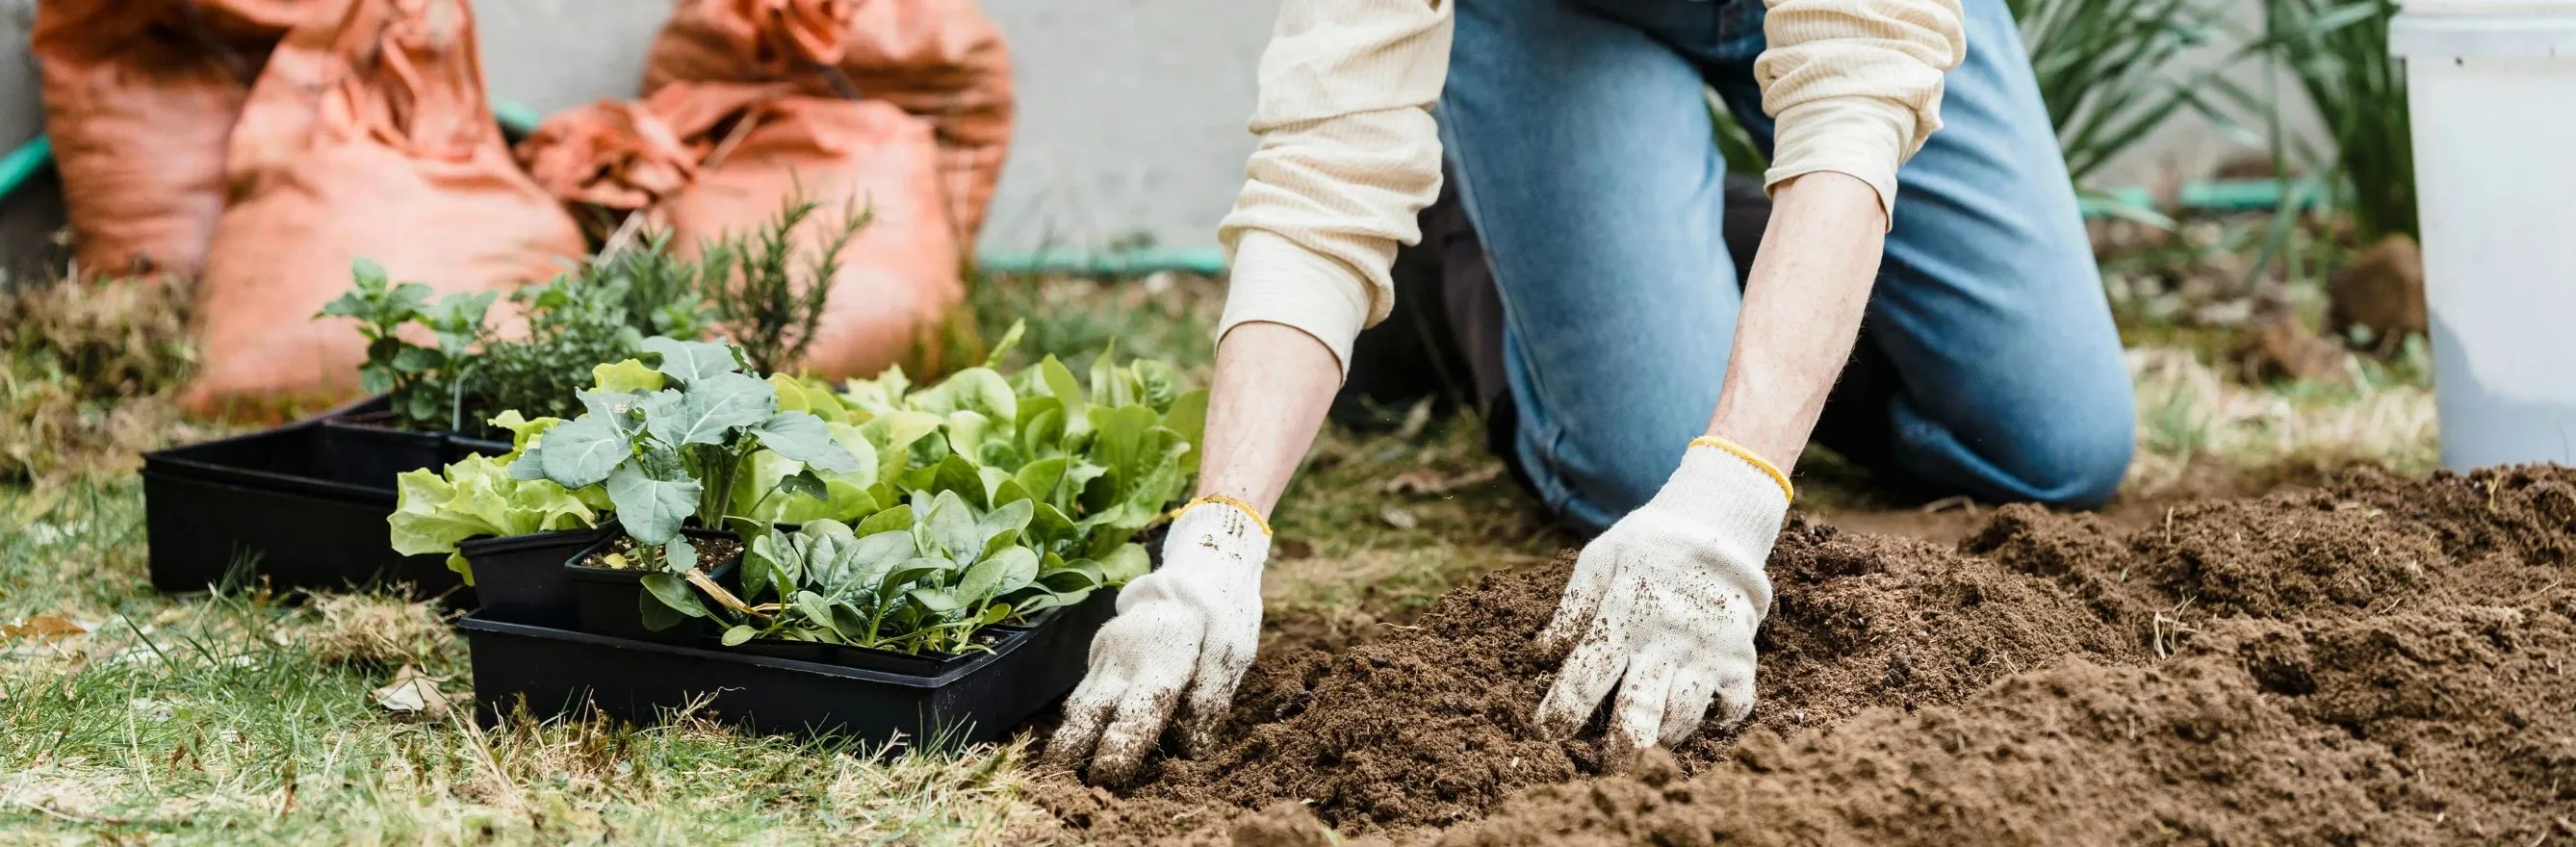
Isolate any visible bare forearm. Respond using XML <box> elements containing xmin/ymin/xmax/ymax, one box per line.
<box><xmin>1708</xmin><ymin>172</ymin><xmax>1889</xmax><ymax>473</ymax></box>
<box><xmin>1194</xmin><ymin>321</ymin><xmax>1343</xmax><ymax>516</ymax></box>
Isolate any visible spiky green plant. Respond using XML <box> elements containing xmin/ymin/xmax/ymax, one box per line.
<box><xmin>2008</xmin><ymin>0</ymin><xmax>2258</xmax><ymax>185</ymax></box>
<box><xmin>2263</xmin><ymin>0</ymin><xmax>2413</xmax><ymax>243</ymax></box>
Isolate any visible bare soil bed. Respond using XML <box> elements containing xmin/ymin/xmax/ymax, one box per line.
<box><xmin>1034</xmin><ymin>467</ymin><xmax>2576</xmax><ymax>845</ymax></box>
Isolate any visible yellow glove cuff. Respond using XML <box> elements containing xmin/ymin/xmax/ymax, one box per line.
<box><xmin>1171</xmin><ymin>495</ymin><xmax>1274</xmax><ymax>538</ymax></box>
<box><xmin>1687</xmin><ymin>436</ymin><xmax>1794</xmax><ymax>502</ymax></box>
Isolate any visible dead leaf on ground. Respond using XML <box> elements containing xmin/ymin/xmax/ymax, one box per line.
<box><xmin>3</xmin><ymin>614</ymin><xmax>87</xmax><ymax>642</ymax></box>
<box><xmin>1378</xmin><ymin>464</ymin><xmax>1506</xmax><ymax>497</ymax></box>
<box><xmin>371</xmin><ymin>664</ymin><xmax>451</xmax><ymax>717</ymax></box>
<box><xmin>1380</xmin><ymin>506</ymin><xmax>1421</xmax><ymax>530</ymax></box>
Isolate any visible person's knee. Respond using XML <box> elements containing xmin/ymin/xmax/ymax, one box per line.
<box><xmin>2008</xmin><ymin>404</ymin><xmax>2135</xmax><ymax>510</ymax></box>
<box><xmin>1893</xmin><ymin>378</ymin><xmax>2135</xmax><ymax>511</ymax></box>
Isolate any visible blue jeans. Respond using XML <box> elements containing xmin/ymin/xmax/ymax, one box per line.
<box><xmin>1438</xmin><ymin>0</ymin><xmax>2134</xmax><ymax>533</ymax></box>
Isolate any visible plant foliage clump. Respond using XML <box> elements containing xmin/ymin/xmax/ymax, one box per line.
<box><xmin>511</xmin><ymin>338</ymin><xmax>862</xmax><ymax>569</ymax></box>
<box><xmin>394</xmin><ymin>322</ymin><xmax>1207</xmax><ymax>655</ymax></box>
<box><xmin>325</xmin><ymin>192</ymin><xmax>867</xmax><ymax>432</ymax></box>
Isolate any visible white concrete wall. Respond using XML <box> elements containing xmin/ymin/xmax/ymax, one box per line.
<box><xmin>0</xmin><ymin>0</ymin><xmax>2313</xmax><ymax>265</ymax></box>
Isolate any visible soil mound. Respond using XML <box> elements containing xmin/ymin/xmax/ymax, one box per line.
<box><xmin>1037</xmin><ymin>467</ymin><xmax>2576</xmax><ymax>844</ymax></box>
<box><xmin>1443</xmin><ymin>606</ymin><xmax>2576</xmax><ymax>845</ymax></box>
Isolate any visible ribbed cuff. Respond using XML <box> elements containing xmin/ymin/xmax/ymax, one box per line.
<box><xmin>1763</xmin><ymin>98</ymin><xmax>1916</xmax><ymax>230</ymax></box>
<box><xmin>1164</xmin><ymin>500</ymin><xmax>1274</xmax><ymax>572</ymax></box>
<box><xmin>1660</xmin><ymin>440</ymin><xmax>1793</xmax><ymax>545</ymax></box>
<box><xmin>1215</xmin><ymin>230</ymin><xmax>1375</xmax><ymax>376</ymax></box>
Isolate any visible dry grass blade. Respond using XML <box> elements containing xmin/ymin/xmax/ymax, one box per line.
<box><xmin>2125</xmin><ymin>346</ymin><xmax>2435</xmax><ymax>495</ymax></box>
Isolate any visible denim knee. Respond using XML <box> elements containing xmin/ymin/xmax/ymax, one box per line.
<box><xmin>1898</xmin><ymin>393</ymin><xmax>2135</xmax><ymax>511</ymax></box>
<box><xmin>2022</xmin><ymin>414</ymin><xmax>2135</xmax><ymax>510</ymax></box>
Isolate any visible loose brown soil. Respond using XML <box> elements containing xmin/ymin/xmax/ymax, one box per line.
<box><xmin>577</xmin><ymin>534</ymin><xmax>745</xmax><ymax>571</ymax></box>
<box><xmin>1035</xmin><ymin>467</ymin><xmax>2576</xmax><ymax>845</ymax></box>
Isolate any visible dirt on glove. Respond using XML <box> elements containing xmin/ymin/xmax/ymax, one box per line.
<box><xmin>1032</xmin><ymin>466</ymin><xmax>2576</xmax><ymax>845</ymax></box>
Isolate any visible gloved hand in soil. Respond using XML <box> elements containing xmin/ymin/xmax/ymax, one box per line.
<box><xmin>1045</xmin><ymin>498</ymin><xmax>1270</xmax><ymax>785</ymax></box>
<box><xmin>1534</xmin><ymin>437</ymin><xmax>1789</xmax><ymax>760</ymax></box>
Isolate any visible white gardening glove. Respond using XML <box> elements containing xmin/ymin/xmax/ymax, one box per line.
<box><xmin>1045</xmin><ymin>498</ymin><xmax>1269</xmax><ymax>785</ymax></box>
<box><xmin>1533</xmin><ymin>437</ymin><xmax>1790</xmax><ymax>761</ymax></box>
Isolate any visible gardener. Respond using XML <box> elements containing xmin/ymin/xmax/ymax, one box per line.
<box><xmin>1048</xmin><ymin>0</ymin><xmax>2133</xmax><ymax>784</ymax></box>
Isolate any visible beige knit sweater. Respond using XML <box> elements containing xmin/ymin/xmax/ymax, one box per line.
<box><xmin>1214</xmin><ymin>0</ymin><xmax>1969</xmax><ymax>372</ymax></box>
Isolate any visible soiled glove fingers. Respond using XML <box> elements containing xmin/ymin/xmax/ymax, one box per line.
<box><xmin>1533</xmin><ymin>530</ymin><xmax>1622</xmax><ymax>655</ymax></box>
<box><xmin>1046</xmin><ymin>500</ymin><xmax>1268</xmax><ymax>785</ymax></box>
<box><xmin>1043</xmin><ymin>603</ymin><xmax>1202</xmax><ymax>782</ymax></box>
<box><xmin>1170</xmin><ymin>638</ymin><xmax>1254</xmax><ymax>757</ymax></box>
<box><xmin>1531</xmin><ymin>439</ymin><xmax>1787</xmax><ymax>758</ymax></box>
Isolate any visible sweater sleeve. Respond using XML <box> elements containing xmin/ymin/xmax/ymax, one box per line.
<box><xmin>1754</xmin><ymin>0</ymin><xmax>1968</xmax><ymax>226</ymax></box>
<box><xmin>1213</xmin><ymin>0</ymin><xmax>1455</xmax><ymax>374</ymax></box>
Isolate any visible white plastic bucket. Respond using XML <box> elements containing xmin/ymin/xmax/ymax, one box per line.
<box><xmin>2390</xmin><ymin>1</ymin><xmax>2576</xmax><ymax>470</ymax></box>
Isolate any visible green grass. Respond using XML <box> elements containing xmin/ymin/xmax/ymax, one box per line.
<box><xmin>0</xmin><ymin>481</ymin><xmax>1050</xmax><ymax>845</ymax></box>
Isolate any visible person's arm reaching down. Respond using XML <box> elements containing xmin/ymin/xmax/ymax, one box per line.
<box><xmin>1041</xmin><ymin>325</ymin><xmax>1341</xmax><ymax>785</ymax></box>
<box><xmin>1531</xmin><ymin>0</ymin><xmax>1966</xmax><ymax>765</ymax></box>
<box><xmin>1046</xmin><ymin>0</ymin><xmax>1454</xmax><ymax>785</ymax></box>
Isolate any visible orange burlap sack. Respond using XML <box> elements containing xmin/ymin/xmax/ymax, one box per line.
<box><xmin>641</xmin><ymin>0</ymin><xmax>1014</xmax><ymax>241</ymax></box>
<box><xmin>31</xmin><ymin>0</ymin><xmax>332</xmax><ymax>279</ymax></box>
<box><xmin>184</xmin><ymin>0</ymin><xmax>585</xmax><ymax>420</ymax></box>
<box><xmin>515</xmin><ymin>98</ymin><xmax>701</xmax><ymax>212</ymax></box>
<box><xmin>514</xmin><ymin>82</ymin><xmax>963</xmax><ymax>380</ymax></box>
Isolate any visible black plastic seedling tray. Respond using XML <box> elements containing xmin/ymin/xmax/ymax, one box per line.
<box><xmin>459</xmin><ymin>588</ymin><xmax>1117</xmax><ymax>743</ymax></box>
<box><xmin>141</xmin><ymin>398</ymin><xmax>514</xmax><ymax>604</ymax></box>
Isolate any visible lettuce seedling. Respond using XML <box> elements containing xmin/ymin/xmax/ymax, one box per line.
<box><xmin>388</xmin><ymin>412</ymin><xmax>609</xmax><ymax>581</ymax></box>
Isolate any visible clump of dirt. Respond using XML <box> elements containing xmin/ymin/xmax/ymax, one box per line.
<box><xmin>577</xmin><ymin>534</ymin><xmax>747</xmax><ymax>571</ymax></box>
<box><xmin>1047</xmin><ymin>519</ymin><xmax>2144</xmax><ymax>841</ymax></box>
<box><xmin>2326</xmin><ymin>233</ymin><xmax>2427</xmax><ymax>349</ymax></box>
<box><xmin>1038</xmin><ymin>467</ymin><xmax>2576</xmax><ymax>845</ymax></box>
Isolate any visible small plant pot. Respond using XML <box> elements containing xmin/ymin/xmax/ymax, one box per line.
<box><xmin>459</xmin><ymin>527</ymin><xmax>609</xmax><ymax>627</ymax></box>
<box><xmin>459</xmin><ymin>586</ymin><xmax>1121</xmax><ymax>743</ymax></box>
<box><xmin>566</xmin><ymin>530</ymin><xmax>745</xmax><ymax>644</ymax></box>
